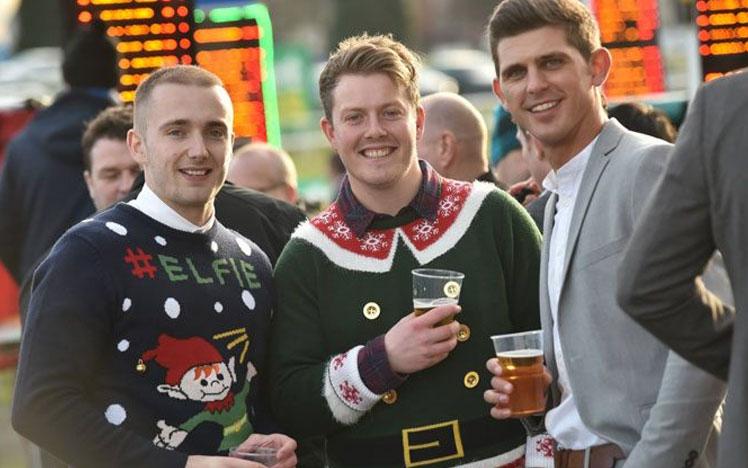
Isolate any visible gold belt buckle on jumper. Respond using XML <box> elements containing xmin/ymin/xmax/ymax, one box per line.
<box><xmin>401</xmin><ymin>420</ymin><xmax>464</xmax><ymax>467</ymax></box>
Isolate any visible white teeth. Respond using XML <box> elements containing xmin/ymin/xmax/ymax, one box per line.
<box><xmin>362</xmin><ymin>148</ymin><xmax>391</xmax><ymax>158</ymax></box>
<box><xmin>182</xmin><ymin>169</ymin><xmax>208</xmax><ymax>176</ymax></box>
<box><xmin>531</xmin><ymin>101</ymin><xmax>558</xmax><ymax>112</ymax></box>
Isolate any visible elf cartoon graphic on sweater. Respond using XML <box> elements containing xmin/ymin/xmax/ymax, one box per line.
<box><xmin>140</xmin><ymin>334</ymin><xmax>256</xmax><ymax>452</ymax></box>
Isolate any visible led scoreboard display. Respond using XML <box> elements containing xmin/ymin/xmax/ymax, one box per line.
<box><xmin>193</xmin><ymin>2</ymin><xmax>280</xmax><ymax>144</ymax></box>
<box><xmin>592</xmin><ymin>0</ymin><xmax>665</xmax><ymax>97</ymax></box>
<box><xmin>75</xmin><ymin>0</ymin><xmax>195</xmax><ymax>103</ymax></box>
<box><xmin>74</xmin><ymin>1</ymin><xmax>279</xmax><ymax>144</ymax></box>
<box><xmin>696</xmin><ymin>0</ymin><xmax>748</xmax><ymax>82</ymax></box>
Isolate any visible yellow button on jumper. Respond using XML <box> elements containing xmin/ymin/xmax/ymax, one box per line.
<box><xmin>363</xmin><ymin>302</ymin><xmax>381</xmax><ymax>320</ymax></box>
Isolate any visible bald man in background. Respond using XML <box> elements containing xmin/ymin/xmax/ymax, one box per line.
<box><xmin>417</xmin><ymin>92</ymin><xmax>500</xmax><ymax>185</ymax></box>
<box><xmin>228</xmin><ymin>142</ymin><xmax>299</xmax><ymax>205</ymax></box>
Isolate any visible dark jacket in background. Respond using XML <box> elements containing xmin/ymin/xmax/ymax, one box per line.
<box><xmin>0</xmin><ymin>88</ymin><xmax>113</xmax><ymax>284</ymax></box>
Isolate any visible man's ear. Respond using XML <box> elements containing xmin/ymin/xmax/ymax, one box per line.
<box><xmin>320</xmin><ymin>116</ymin><xmax>336</xmax><ymax>148</ymax></box>
<box><xmin>492</xmin><ymin>78</ymin><xmax>507</xmax><ymax>105</ymax></box>
<box><xmin>589</xmin><ymin>47</ymin><xmax>612</xmax><ymax>87</ymax></box>
<box><xmin>156</xmin><ymin>384</ymin><xmax>187</xmax><ymax>400</ymax></box>
<box><xmin>83</xmin><ymin>170</ymin><xmax>94</xmax><ymax>195</ymax></box>
<box><xmin>439</xmin><ymin>131</ymin><xmax>457</xmax><ymax>169</ymax></box>
<box><xmin>415</xmin><ymin>105</ymin><xmax>425</xmax><ymax>140</ymax></box>
<box><xmin>127</xmin><ymin>129</ymin><xmax>147</xmax><ymax>166</ymax></box>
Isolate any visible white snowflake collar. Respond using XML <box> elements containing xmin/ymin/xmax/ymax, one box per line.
<box><xmin>292</xmin><ymin>180</ymin><xmax>496</xmax><ymax>272</ymax></box>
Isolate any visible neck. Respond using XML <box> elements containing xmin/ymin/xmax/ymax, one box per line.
<box><xmin>546</xmin><ymin>111</ymin><xmax>607</xmax><ymax>171</ymax></box>
<box><xmin>179</xmin><ymin>204</ymin><xmax>214</xmax><ymax>226</ymax></box>
<box><xmin>350</xmin><ymin>162</ymin><xmax>422</xmax><ymax>216</ymax></box>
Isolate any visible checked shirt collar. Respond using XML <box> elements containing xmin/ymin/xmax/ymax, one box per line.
<box><xmin>336</xmin><ymin>160</ymin><xmax>441</xmax><ymax>238</ymax></box>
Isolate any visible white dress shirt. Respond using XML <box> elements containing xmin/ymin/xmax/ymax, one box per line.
<box><xmin>128</xmin><ymin>183</ymin><xmax>215</xmax><ymax>233</ymax></box>
<box><xmin>542</xmin><ymin>137</ymin><xmax>607</xmax><ymax>449</ymax></box>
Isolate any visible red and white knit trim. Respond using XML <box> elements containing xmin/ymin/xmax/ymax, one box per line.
<box><xmin>322</xmin><ymin>345</ymin><xmax>381</xmax><ymax>425</ymax></box>
<box><xmin>293</xmin><ymin>181</ymin><xmax>496</xmax><ymax>273</ymax></box>
<box><xmin>525</xmin><ymin>433</ymin><xmax>555</xmax><ymax>467</ymax></box>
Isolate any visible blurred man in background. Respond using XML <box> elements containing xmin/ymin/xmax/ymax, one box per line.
<box><xmin>418</xmin><ymin>92</ymin><xmax>499</xmax><ymax>185</ymax></box>
<box><xmin>82</xmin><ymin>105</ymin><xmax>141</xmax><ymax>211</ymax></box>
<box><xmin>490</xmin><ymin>106</ymin><xmax>529</xmax><ymax>187</ymax></box>
<box><xmin>0</xmin><ymin>21</ymin><xmax>116</xmax><ymax>288</ymax></box>
<box><xmin>228</xmin><ymin>142</ymin><xmax>299</xmax><ymax>205</ymax></box>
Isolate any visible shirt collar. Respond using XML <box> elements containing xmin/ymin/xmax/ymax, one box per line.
<box><xmin>337</xmin><ymin>160</ymin><xmax>442</xmax><ymax>238</ymax></box>
<box><xmin>128</xmin><ymin>183</ymin><xmax>215</xmax><ymax>233</ymax></box>
<box><xmin>542</xmin><ymin>135</ymin><xmax>599</xmax><ymax>198</ymax></box>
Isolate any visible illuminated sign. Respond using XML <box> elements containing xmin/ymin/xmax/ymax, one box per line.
<box><xmin>194</xmin><ymin>2</ymin><xmax>280</xmax><ymax>145</ymax></box>
<box><xmin>696</xmin><ymin>0</ymin><xmax>748</xmax><ymax>82</ymax></box>
<box><xmin>592</xmin><ymin>0</ymin><xmax>665</xmax><ymax>96</ymax></box>
<box><xmin>75</xmin><ymin>0</ymin><xmax>195</xmax><ymax>102</ymax></box>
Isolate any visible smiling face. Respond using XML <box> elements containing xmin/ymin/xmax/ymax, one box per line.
<box><xmin>320</xmin><ymin>73</ymin><xmax>424</xmax><ymax>208</ymax></box>
<box><xmin>493</xmin><ymin>26</ymin><xmax>610</xmax><ymax>168</ymax></box>
<box><xmin>179</xmin><ymin>362</ymin><xmax>233</xmax><ymax>402</ymax></box>
<box><xmin>128</xmin><ymin>83</ymin><xmax>234</xmax><ymax>224</ymax></box>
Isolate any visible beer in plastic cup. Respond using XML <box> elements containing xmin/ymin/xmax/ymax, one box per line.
<box><xmin>491</xmin><ymin>330</ymin><xmax>545</xmax><ymax>416</ymax></box>
<box><xmin>412</xmin><ymin>268</ymin><xmax>464</xmax><ymax>325</ymax></box>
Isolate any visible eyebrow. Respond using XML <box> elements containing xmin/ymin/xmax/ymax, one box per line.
<box><xmin>501</xmin><ymin>51</ymin><xmax>569</xmax><ymax>78</ymax></box>
<box><xmin>157</xmin><ymin>119</ymin><xmax>229</xmax><ymax>131</ymax></box>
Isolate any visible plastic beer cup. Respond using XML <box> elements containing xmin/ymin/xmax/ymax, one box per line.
<box><xmin>412</xmin><ymin>268</ymin><xmax>464</xmax><ymax>325</ymax></box>
<box><xmin>491</xmin><ymin>330</ymin><xmax>545</xmax><ymax>416</ymax></box>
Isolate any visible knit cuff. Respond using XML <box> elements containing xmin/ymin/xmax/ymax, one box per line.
<box><xmin>357</xmin><ymin>335</ymin><xmax>407</xmax><ymax>394</ymax></box>
<box><xmin>323</xmin><ymin>346</ymin><xmax>380</xmax><ymax>425</ymax></box>
<box><xmin>524</xmin><ymin>433</ymin><xmax>555</xmax><ymax>468</ymax></box>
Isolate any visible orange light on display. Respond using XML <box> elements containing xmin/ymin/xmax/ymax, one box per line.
<box><xmin>697</xmin><ymin>1</ymin><xmax>748</xmax><ymax>80</ymax></box>
<box><xmin>193</xmin><ymin>4</ymin><xmax>278</xmax><ymax>143</ymax></box>
<box><xmin>76</xmin><ymin>0</ymin><xmax>194</xmax><ymax>101</ymax></box>
<box><xmin>592</xmin><ymin>0</ymin><xmax>665</xmax><ymax>97</ymax></box>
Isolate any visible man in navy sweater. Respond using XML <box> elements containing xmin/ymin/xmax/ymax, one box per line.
<box><xmin>12</xmin><ymin>65</ymin><xmax>297</xmax><ymax>468</ymax></box>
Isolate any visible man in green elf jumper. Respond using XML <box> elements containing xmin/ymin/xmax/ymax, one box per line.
<box><xmin>13</xmin><ymin>65</ymin><xmax>297</xmax><ymax>468</ymax></box>
<box><xmin>268</xmin><ymin>34</ymin><xmax>541</xmax><ymax>467</ymax></box>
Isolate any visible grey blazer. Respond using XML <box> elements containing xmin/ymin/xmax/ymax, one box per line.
<box><xmin>618</xmin><ymin>71</ymin><xmax>748</xmax><ymax>468</ymax></box>
<box><xmin>541</xmin><ymin>119</ymin><xmax>725</xmax><ymax>467</ymax></box>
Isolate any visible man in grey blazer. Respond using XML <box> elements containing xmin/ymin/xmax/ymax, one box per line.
<box><xmin>483</xmin><ymin>1</ymin><xmax>725</xmax><ymax>467</ymax></box>
<box><xmin>618</xmin><ymin>71</ymin><xmax>746</xmax><ymax>468</ymax></box>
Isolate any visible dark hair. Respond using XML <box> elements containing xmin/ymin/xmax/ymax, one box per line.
<box><xmin>133</xmin><ymin>65</ymin><xmax>224</xmax><ymax>133</ymax></box>
<box><xmin>487</xmin><ymin>0</ymin><xmax>601</xmax><ymax>76</ymax></box>
<box><xmin>608</xmin><ymin>102</ymin><xmax>677</xmax><ymax>143</ymax></box>
<box><xmin>62</xmin><ymin>20</ymin><xmax>117</xmax><ymax>89</ymax></box>
<box><xmin>319</xmin><ymin>33</ymin><xmax>421</xmax><ymax>122</ymax></box>
<box><xmin>82</xmin><ymin>105</ymin><xmax>134</xmax><ymax>171</ymax></box>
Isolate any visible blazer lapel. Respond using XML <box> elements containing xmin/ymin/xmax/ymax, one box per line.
<box><xmin>560</xmin><ymin>120</ymin><xmax>626</xmax><ymax>285</ymax></box>
<box><xmin>540</xmin><ymin>192</ymin><xmax>560</xmax><ymax>403</ymax></box>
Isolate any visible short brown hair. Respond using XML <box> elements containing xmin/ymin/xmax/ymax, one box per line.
<box><xmin>319</xmin><ymin>34</ymin><xmax>421</xmax><ymax>122</ymax></box>
<box><xmin>133</xmin><ymin>65</ymin><xmax>224</xmax><ymax>133</ymax></box>
<box><xmin>487</xmin><ymin>0</ymin><xmax>601</xmax><ymax>76</ymax></box>
<box><xmin>82</xmin><ymin>105</ymin><xmax>133</xmax><ymax>171</ymax></box>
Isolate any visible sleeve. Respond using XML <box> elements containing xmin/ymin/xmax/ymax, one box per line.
<box><xmin>0</xmin><ymin>147</ymin><xmax>23</xmax><ymax>281</ymax></box>
<box><xmin>268</xmin><ymin>240</ymin><xmax>379</xmax><ymax>438</ymax></box>
<box><xmin>617</xmin><ymin>85</ymin><xmax>733</xmax><ymax>380</ymax></box>
<box><xmin>11</xmin><ymin>234</ymin><xmax>187</xmax><ymax>468</ymax></box>
<box><xmin>495</xmin><ymin>191</ymin><xmax>542</xmax><ymax>331</ymax></box>
<box><xmin>617</xmin><ymin>103</ymin><xmax>728</xmax><ymax>466</ymax></box>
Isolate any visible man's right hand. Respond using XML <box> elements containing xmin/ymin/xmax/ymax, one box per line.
<box><xmin>384</xmin><ymin>304</ymin><xmax>461</xmax><ymax>374</ymax></box>
<box><xmin>186</xmin><ymin>455</ymin><xmax>267</xmax><ymax>468</ymax></box>
<box><xmin>483</xmin><ymin>357</ymin><xmax>552</xmax><ymax>419</ymax></box>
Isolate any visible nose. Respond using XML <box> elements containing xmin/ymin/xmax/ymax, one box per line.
<box><xmin>364</xmin><ymin>115</ymin><xmax>386</xmax><ymax>139</ymax></box>
<box><xmin>187</xmin><ymin>133</ymin><xmax>209</xmax><ymax>158</ymax></box>
<box><xmin>526</xmin><ymin>67</ymin><xmax>548</xmax><ymax>94</ymax></box>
